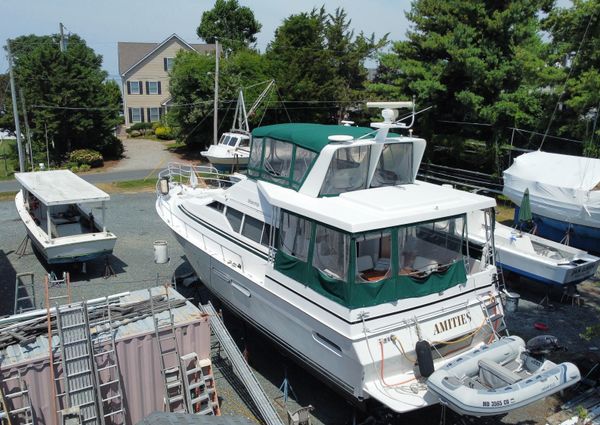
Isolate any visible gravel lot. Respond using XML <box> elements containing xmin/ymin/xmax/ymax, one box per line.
<box><xmin>0</xmin><ymin>191</ymin><xmax>599</xmax><ymax>425</ymax></box>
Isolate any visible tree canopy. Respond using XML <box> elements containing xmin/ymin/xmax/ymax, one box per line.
<box><xmin>197</xmin><ymin>0</ymin><xmax>262</xmax><ymax>53</ymax></box>
<box><xmin>265</xmin><ymin>7</ymin><xmax>385</xmax><ymax>123</ymax></box>
<box><xmin>6</xmin><ymin>34</ymin><xmax>122</xmax><ymax>166</ymax></box>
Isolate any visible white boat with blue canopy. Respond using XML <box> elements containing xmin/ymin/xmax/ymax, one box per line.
<box><xmin>156</xmin><ymin>102</ymin><xmax>578</xmax><ymax>415</ymax></box>
<box><xmin>15</xmin><ymin>170</ymin><xmax>117</xmax><ymax>264</ymax></box>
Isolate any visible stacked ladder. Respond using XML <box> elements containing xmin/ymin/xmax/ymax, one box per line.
<box><xmin>150</xmin><ymin>289</ymin><xmax>186</xmax><ymax>413</ymax></box>
<box><xmin>90</xmin><ymin>298</ymin><xmax>126</xmax><ymax>424</ymax></box>
<box><xmin>55</xmin><ymin>302</ymin><xmax>101</xmax><ymax>424</ymax></box>
<box><xmin>199</xmin><ymin>302</ymin><xmax>283</xmax><ymax>425</ymax></box>
<box><xmin>479</xmin><ymin>294</ymin><xmax>508</xmax><ymax>338</ymax></box>
<box><xmin>14</xmin><ymin>273</ymin><xmax>36</xmax><ymax>314</ymax></box>
<box><xmin>1</xmin><ymin>371</ymin><xmax>34</xmax><ymax>425</ymax></box>
<box><xmin>180</xmin><ymin>353</ymin><xmax>220</xmax><ymax>415</ymax></box>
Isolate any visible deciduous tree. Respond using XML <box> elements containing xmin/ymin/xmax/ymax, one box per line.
<box><xmin>197</xmin><ymin>0</ymin><xmax>262</xmax><ymax>53</ymax></box>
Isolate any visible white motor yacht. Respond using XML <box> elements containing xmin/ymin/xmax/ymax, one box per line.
<box><xmin>156</xmin><ymin>103</ymin><xmax>528</xmax><ymax>413</ymax></box>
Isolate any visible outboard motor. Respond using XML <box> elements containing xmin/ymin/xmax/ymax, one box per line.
<box><xmin>415</xmin><ymin>340</ymin><xmax>435</xmax><ymax>377</ymax></box>
<box><xmin>526</xmin><ymin>335</ymin><xmax>566</xmax><ymax>360</ymax></box>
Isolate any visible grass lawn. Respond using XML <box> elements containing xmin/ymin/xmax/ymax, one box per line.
<box><xmin>0</xmin><ymin>139</ymin><xmax>17</xmax><ymax>179</ymax></box>
<box><xmin>95</xmin><ymin>179</ymin><xmax>157</xmax><ymax>193</ymax></box>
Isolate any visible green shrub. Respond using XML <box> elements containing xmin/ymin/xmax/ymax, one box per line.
<box><xmin>69</xmin><ymin>149</ymin><xmax>104</xmax><ymax>168</ymax></box>
<box><xmin>130</xmin><ymin>122</ymin><xmax>153</xmax><ymax>131</ymax></box>
<box><xmin>97</xmin><ymin>135</ymin><xmax>124</xmax><ymax>160</ymax></box>
<box><xmin>155</xmin><ymin>126</ymin><xmax>174</xmax><ymax>140</ymax></box>
<box><xmin>70</xmin><ymin>165</ymin><xmax>79</xmax><ymax>173</ymax></box>
<box><xmin>78</xmin><ymin>164</ymin><xmax>91</xmax><ymax>172</ymax></box>
<box><xmin>130</xmin><ymin>130</ymin><xmax>141</xmax><ymax>137</ymax></box>
<box><xmin>152</xmin><ymin>121</ymin><xmax>161</xmax><ymax>130</ymax></box>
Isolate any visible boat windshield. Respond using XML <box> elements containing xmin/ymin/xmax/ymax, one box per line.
<box><xmin>247</xmin><ymin>137</ymin><xmax>318</xmax><ymax>190</ymax></box>
<box><xmin>274</xmin><ymin>211</ymin><xmax>469</xmax><ymax>308</ymax></box>
<box><xmin>320</xmin><ymin>146</ymin><xmax>371</xmax><ymax>196</ymax></box>
<box><xmin>371</xmin><ymin>143</ymin><xmax>413</xmax><ymax>187</ymax></box>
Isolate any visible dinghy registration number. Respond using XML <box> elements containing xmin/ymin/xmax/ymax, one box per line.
<box><xmin>482</xmin><ymin>399</ymin><xmax>511</xmax><ymax>407</ymax></box>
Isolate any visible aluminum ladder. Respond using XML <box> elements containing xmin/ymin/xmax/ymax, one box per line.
<box><xmin>2</xmin><ymin>371</ymin><xmax>34</xmax><ymax>425</ymax></box>
<box><xmin>90</xmin><ymin>298</ymin><xmax>126</xmax><ymax>424</ymax></box>
<box><xmin>180</xmin><ymin>352</ymin><xmax>220</xmax><ymax>415</ymax></box>
<box><xmin>55</xmin><ymin>302</ymin><xmax>101</xmax><ymax>425</ymax></box>
<box><xmin>479</xmin><ymin>293</ymin><xmax>508</xmax><ymax>338</ymax></box>
<box><xmin>150</xmin><ymin>288</ymin><xmax>187</xmax><ymax>413</ymax></box>
<box><xmin>199</xmin><ymin>302</ymin><xmax>284</xmax><ymax>425</ymax></box>
<box><xmin>14</xmin><ymin>273</ymin><xmax>36</xmax><ymax>314</ymax></box>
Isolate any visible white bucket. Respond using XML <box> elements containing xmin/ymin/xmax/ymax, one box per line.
<box><xmin>154</xmin><ymin>240</ymin><xmax>169</xmax><ymax>264</ymax></box>
<box><xmin>504</xmin><ymin>292</ymin><xmax>520</xmax><ymax>313</ymax></box>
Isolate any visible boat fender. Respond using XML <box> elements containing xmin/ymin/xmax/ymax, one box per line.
<box><xmin>415</xmin><ymin>340</ymin><xmax>434</xmax><ymax>378</ymax></box>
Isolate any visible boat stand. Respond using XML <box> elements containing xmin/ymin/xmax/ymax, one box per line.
<box><xmin>103</xmin><ymin>256</ymin><xmax>116</xmax><ymax>279</ymax></box>
<box><xmin>276</xmin><ymin>367</ymin><xmax>298</xmax><ymax>405</ymax></box>
<box><xmin>538</xmin><ymin>288</ymin><xmax>555</xmax><ymax>309</ymax></box>
<box><xmin>15</xmin><ymin>235</ymin><xmax>30</xmax><ymax>257</ymax></box>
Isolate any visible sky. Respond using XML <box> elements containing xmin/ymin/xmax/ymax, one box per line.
<box><xmin>0</xmin><ymin>0</ymin><xmax>411</xmax><ymax>79</ymax></box>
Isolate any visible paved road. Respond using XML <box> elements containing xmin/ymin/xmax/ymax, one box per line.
<box><xmin>0</xmin><ymin>168</ymin><xmax>158</xmax><ymax>192</ymax></box>
<box><xmin>0</xmin><ymin>137</ymin><xmax>194</xmax><ymax>193</ymax></box>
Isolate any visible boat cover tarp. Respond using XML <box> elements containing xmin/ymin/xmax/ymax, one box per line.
<box><xmin>15</xmin><ymin>170</ymin><xmax>110</xmax><ymax>206</ymax></box>
<box><xmin>503</xmin><ymin>151</ymin><xmax>600</xmax><ymax>228</ymax></box>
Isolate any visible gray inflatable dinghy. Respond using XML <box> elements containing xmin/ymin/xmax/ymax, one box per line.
<box><xmin>427</xmin><ymin>336</ymin><xmax>580</xmax><ymax>416</ymax></box>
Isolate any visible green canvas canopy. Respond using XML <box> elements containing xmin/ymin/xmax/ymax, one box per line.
<box><xmin>251</xmin><ymin>123</ymin><xmax>378</xmax><ymax>153</ymax></box>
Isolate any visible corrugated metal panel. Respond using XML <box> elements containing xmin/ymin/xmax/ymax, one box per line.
<box><xmin>0</xmin><ymin>286</ymin><xmax>211</xmax><ymax>424</ymax></box>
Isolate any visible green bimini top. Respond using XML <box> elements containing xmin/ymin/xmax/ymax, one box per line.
<box><xmin>251</xmin><ymin>123</ymin><xmax>378</xmax><ymax>153</ymax></box>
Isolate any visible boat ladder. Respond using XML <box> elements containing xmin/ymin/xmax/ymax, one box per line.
<box><xmin>199</xmin><ymin>301</ymin><xmax>284</xmax><ymax>425</ymax></box>
<box><xmin>478</xmin><ymin>294</ymin><xmax>509</xmax><ymax>338</ymax></box>
<box><xmin>180</xmin><ymin>352</ymin><xmax>220</xmax><ymax>415</ymax></box>
<box><xmin>150</xmin><ymin>288</ymin><xmax>187</xmax><ymax>413</ymax></box>
<box><xmin>14</xmin><ymin>272</ymin><xmax>36</xmax><ymax>314</ymax></box>
<box><xmin>90</xmin><ymin>297</ymin><xmax>126</xmax><ymax>424</ymax></box>
<box><xmin>1</xmin><ymin>370</ymin><xmax>34</xmax><ymax>425</ymax></box>
<box><xmin>54</xmin><ymin>302</ymin><xmax>101</xmax><ymax>425</ymax></box>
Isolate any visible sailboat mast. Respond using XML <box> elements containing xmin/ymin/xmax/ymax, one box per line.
<box><xmin>213</xmin><ymin>39</ymin><xmax>219</xmax><ymax>145</ymax></box>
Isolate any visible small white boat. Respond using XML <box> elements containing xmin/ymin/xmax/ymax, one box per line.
<box><xmin>467</xmin><ymin>211</ymin><xmax>600</xmax><ymax>286</ymax></box>
<box><xmin>200</xmin><ymin>130</ymin><xmax>250</xmax><ymax>172</ymax></box>
<box><xmin>15</xmin><ymin>170</ymin><xmax>117</xmax><ymax>264</ymax></box>
<box><xmin>427</xmin><ymin>335</ymin><xmax>580</xmax><ymax>417</ymax></box>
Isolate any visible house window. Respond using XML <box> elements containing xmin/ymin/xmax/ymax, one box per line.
<box><xmin>130</xmin><ymin>107</ymin><xmax>142</xmax><ymax>123</ymax></box>
<box><xmin>147</xmin><ymin>81</ymin><xmax>160</xmax><ymax>95</ymax></box>
<box><xmin>148</xmin><ymin>107</ymin><xmax>160</xmax><ymax>122</ymax></box>
<box><xmin>128</xmin><ymin>81</ymin><xmax>141</xmax><ymax>95</ymax></box>
<box><xmin>164</xmin><ymin>57</ymin><xmax>174</xmax><ymax>71</ymax></box>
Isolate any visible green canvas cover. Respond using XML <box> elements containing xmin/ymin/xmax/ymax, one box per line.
<box><xmin>274</xmin><ymin>220</ymin><xmax>468</xmax><ymax>309</ymax></box>
<box><xmin>252</xmin><ymin>123</ymin><xmax>378</xmax><ymax>153</ymax></box>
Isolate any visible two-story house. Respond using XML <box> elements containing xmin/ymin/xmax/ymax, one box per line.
<box><xmin>118</xmin><ymin>34</ymin><xmax>216</xmax><ymax>127</ymax></box>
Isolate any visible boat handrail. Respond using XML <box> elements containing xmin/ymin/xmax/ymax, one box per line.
<box><xmin>156</xmin><ymin>162</ymin><xmax>237</xmax><ymax>193</ymax></box>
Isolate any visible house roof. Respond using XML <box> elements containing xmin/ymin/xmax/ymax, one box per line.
<box><xmin>118</xmin><ymin>33</ymin><xmax>216</xmax><ymax>76</ymax></box>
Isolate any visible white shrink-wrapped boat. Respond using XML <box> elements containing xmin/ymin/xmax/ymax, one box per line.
<box><xmin>427</xmin><ymin>336</ymin><xmax>580</xmax><ymax>417</ymax></box>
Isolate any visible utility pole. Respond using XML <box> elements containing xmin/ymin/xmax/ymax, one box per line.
<box><xmin>7</xmin><ymin>40</ymin><xmax>25</xmax><ymax>172</ymax></box>
<box><xmin>59</xmin><ymin>22</ymin><xmax>65</xmax><ymax>52</ymax></box>
<box><xmin>213</xmin><ymin>39</ymin><xmax>219</xmax><ymax>145</ymax></box>
<box><xmin>19</xmin><ymin>89</ymin><xmax>34</xmax><ymax>170</ymax></box>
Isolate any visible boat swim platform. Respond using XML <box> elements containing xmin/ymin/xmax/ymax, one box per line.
<box><xmin>0</xmin><ymin>286</ymin><xmax>214</xmax><ymax>424</ymax></box>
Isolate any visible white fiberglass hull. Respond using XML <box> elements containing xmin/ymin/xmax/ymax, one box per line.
<box><xmin>200</xmin><ymin>144</ymin><xmax>249</xmax><ymax>168</ymax></box>
<box><xmin>156</xmin><ymin>188</ymin><xmax>503</xmax><ymax>413</ymax></box>
<box><xmin>468</xmin><ymin>214</ymin><xmax>599</xmax><ymax>286</ymax></box>
<box><xmin>15</xmin><ymin>191</ymin><xmax>116</xmax><ymax>264</ymax></box>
